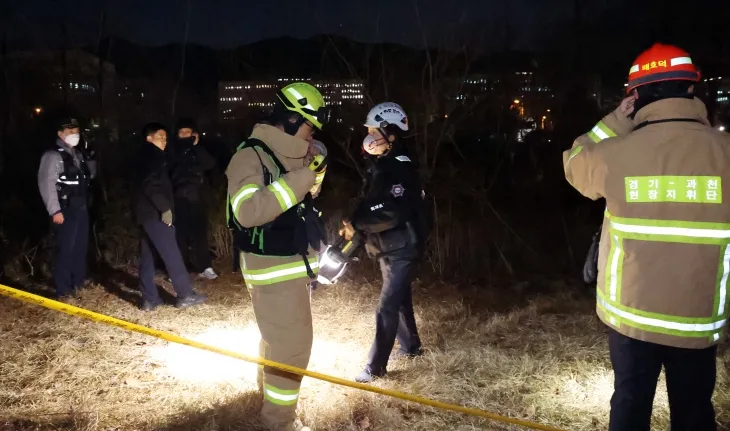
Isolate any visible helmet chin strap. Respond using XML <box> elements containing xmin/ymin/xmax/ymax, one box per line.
<box><xmin>377</xmin><ymin>127</ymin><xmax>393</xmax><ymax>156</ymax></box>
<box><xmin>283</xmin><ymin>118</ymin><xmax>303</xmax><ymax>136</ymax></box>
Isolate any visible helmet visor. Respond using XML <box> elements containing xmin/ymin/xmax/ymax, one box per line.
<box><xmin>302</xmin><ymin>106</ymin><xmax>332</xmax><ymax>128</ymax></box>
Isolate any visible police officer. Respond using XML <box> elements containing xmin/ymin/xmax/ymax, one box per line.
<box><xmin>38</xmin><ymin>118</ymin><xmax>95</xmax><ymax>300</ymax></box>
<box><xmin>341</xmin><ymin>102</ymin><xmax>429</xmax><ymax>383</ymax></box>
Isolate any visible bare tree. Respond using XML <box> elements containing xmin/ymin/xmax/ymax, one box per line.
<box><xmin>94</xmin><ymin>2</ymin><xmax>111</xmax><ymax>203</ymax></box>
<box><xmin>171</xmin><ymin>0</ymin><xmax>193</xmax><ymax>118</ymax></box>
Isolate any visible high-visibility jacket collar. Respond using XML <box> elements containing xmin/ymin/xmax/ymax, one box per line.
<box><xmin>634</xmin><ymin>97</ymin><xmax>710</xmax><ymax>128</ymax></box>
<box><xmin>250</xmin><ymin>123</ymin><xmax>310</xmax><ymax>160</ymax></box>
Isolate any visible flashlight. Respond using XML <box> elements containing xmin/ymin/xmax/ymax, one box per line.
<box><xmin>308</xmin><ymin>154</ymin><xmax>326</xmax><ymax>171</ymax></box>
<box><xmin>317</xmin><ymin>232</ymin><xmax>361</xmax><ymax>285</ymax></box>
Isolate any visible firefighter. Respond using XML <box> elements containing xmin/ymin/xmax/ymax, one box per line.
<box><xmin>563</xmin><ymin>43</ymin><xmax>730</xmax><ymax>431</ymax></box>
<box><xmin>37</xmin><ymin>118</ymin><xmax>96</xmax><ymax>300</ymax></box>
<box><xmin>225</xmin><ymin>82</ymin><xmax>330</xmax><ymax>431</ymax></box>
<box><xmin>340</xmin><ymin>102</ymin><xmax>429</xmax><ymax>383</ymax></box>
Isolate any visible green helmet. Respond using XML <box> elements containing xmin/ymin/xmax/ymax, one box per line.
<box><xmin>276</xmin><ymin>82</ymin><xmax>331</xmax><ymax>130</ymax></box>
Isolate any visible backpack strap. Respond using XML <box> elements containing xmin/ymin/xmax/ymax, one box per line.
<box><xmin>242</xmin><ymin>138</ymin><xmax>288</xmax><ymax>175</ymax></box>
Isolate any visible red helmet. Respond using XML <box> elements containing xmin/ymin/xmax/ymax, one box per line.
<box><xmin>626</xmin><ymin>43</ymin><xmax>701</xmax><ymax>94</ymax></box>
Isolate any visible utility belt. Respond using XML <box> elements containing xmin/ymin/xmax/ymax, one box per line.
<box><xmin>228</xmin><ymin>139</ymin><xmax>327</xmax><ymax>279</ymax></box>
<box><xmin>365</xmin><ymin>222</ymin><xmax>420</xmax><ymax>260</ymax></box>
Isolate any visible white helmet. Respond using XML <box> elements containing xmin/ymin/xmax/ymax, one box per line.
<box><xmin>364</xmin><ymin>102</ymin><xmax>409</xmax><ymax>132</ymax></box>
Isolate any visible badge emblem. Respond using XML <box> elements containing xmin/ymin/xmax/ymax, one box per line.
<box><xmin>391</xmin><ymin>184</ymin><xmax>405</xmax><ymax>197</ymax></box>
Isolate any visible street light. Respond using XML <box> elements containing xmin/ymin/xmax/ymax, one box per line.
<box><xmin>513</xmin><ymin>99</ymin><xmax>520</xmax><ymax>104</ymax></box>
<box><xmin>34</xmin><ymin>107</ymin><xmax>42</xmax><ymax>115</ymax></box>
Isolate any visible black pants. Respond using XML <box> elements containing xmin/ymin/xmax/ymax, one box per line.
<box><xmin>174</xmin><ymin>198</ymin><xmax>211</xmax><ymax>273</ymax></box>
<box><xmin>366</xmin><ymin>256</ymin><xmax>422</xmax><ymax>374</ymax></box>
<box><xmin>139</xmin><ymin>220</ymin><xmax>194</xmax><ymax>304</ymax></box>
<box><xmin>608</xmin><ymin>328</ymin><xmax>717</xmax><ymax>431</ymax></box>
<box><xmin>53</xmin><ymin>204</ymin><xmax>89</xmax><ymax>297</ymax></box>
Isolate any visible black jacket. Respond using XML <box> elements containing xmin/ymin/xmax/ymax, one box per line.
<box><xmin>132</xmin><ymin>143</ymin><xmax>174</xmax><ymax>225</ymax></box>
<box><xmin>169</xmin><ymin>138</ymin><xmax>217</xmax><ymax>202</ymax></box>
<box><xmin>351</xmin><ymin>150</ymin><xmax>428</xmax><ymax>259</ymax></box>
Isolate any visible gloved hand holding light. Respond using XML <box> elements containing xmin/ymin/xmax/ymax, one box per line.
<box><xmin>317</xmin><ymin>232</ymin><xmax>361</xmax><ymax>285</ymax></box>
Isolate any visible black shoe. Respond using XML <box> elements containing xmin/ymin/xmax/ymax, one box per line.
<box><xmin>56</xmin><ymin>290</ymin><xmax>80</xmax><ymax>301</ymax></box>
<box><xmin>175</xmin><ymin>293</ymin><xmax>207</xmax><ymax>309</ymax></box>
<box><xmin>74</xmin><ymin>280</ymin><xmax>91</xmax><ymax>291</ymax></box>
<box><xmin>354</xmin><ymin>366</ymin><xmax>386</xmax><ymax>383</ymax></box>
<box><xmin>141</xmin><ymin>300</ymin><xmax>163</xmax><ymax>312</ymax></box>
<box><xmin>390</xmin><ymin>347</ymin><xmax>425</xmax><ymax>361</ymax></box>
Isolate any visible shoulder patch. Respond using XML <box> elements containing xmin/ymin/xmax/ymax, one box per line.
<box><xmin>395</xmin><ymin>155</ymin><xmax>411</xmax><ymax>162</ymax></box>
<box><xmin>391</xmin><ymin>184</ymin><xmax>405</xmax><ymax>197</ymax></box>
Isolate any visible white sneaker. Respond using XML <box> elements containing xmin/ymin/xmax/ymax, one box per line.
<box><xmin>199</xmin><ymin>268</ymin><xmax>218</xmax><ymax>280</ymax></box>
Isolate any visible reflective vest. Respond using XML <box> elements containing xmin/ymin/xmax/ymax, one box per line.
<box><xmin>56</xmin><ymin>147</ymin><xmax>90</xmax><ymax>209</ymax></box>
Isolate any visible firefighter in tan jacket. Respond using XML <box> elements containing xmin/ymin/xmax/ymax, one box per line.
<box><xmin>226</xmin><ymin>82</ymin><xmax>330</xmax><ymax>431</ymax></box>
<box><xmin>564</xmin><ymin>43</ymin><xmax>730</xmax><ymax>431</ymax></box>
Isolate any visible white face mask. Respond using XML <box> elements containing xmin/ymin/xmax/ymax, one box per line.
<box><xmin>362</xmin><ymin>134</ymin><xmax>389</xmax><ymax>156</ymax></box>
<box><xmin>64</xmin><ymin>134</ymin><xmax>80</xmax><ymax>147</ymax></box>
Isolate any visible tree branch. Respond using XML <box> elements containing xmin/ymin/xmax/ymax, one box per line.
<box><xmin>171</xmin><ymin>0</ymin><xmax>193</xmax><ymax>117</ymax></box>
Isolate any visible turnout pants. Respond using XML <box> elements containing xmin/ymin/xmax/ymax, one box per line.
<box><xmin>138</xmin><ymin>220</ymin><xmax>194</xmax><ymax>303</ymax></box>
<box><xmin>53</xmin><ymin>204</ymin><xmax>89</xmax><ymax>297</ymax></box>
<box><xmin>608</xmin><ymin>328</ymin><xmax>717</xmax><ymax>431</ymax></box>
<box><xmin>366</xmin><ymin>256</ymin><xmax>422</xmax><ymax>374</ymax></box>
<box><xmin>240</xmin><ymin>252</ymin><xmax>316</xmax><ymax>431</ymax></box>
<box><xmin>174</xmin><ymin>198</ymin><xmax>212</xmax><ymax>273</ymax></box>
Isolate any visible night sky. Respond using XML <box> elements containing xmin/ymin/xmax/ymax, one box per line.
<box><xmin>5</xmin><ymin>0</ymin><xmax>614</xmax><ymax>50</ymax></box>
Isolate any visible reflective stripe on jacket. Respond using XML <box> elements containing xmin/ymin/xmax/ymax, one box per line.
<box><xmin>564</xmin><ymin>97</ymin><xmax>730</xmax><ymax>349</ymax></box>
<box><xmin>226</xmin><ymin>124</ymin><xmax>317</xmax><ymax>286</ymax></box>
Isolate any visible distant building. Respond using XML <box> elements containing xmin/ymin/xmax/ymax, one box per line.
<box><xmin>455</xmin><ymin>71</ymin><xmax>554</xmax><ymax>117</ymax></box>
<box><xmin>700</xmin><ymin>75</ymin><xmax>730</xmax><ymax>129</ymax></box>
<box><xmin>704</xmin><ymin>76</ymin><xmax>730</xmax><ymax>105</ymax></box>
<box><xmin>218</xmin><ymin>78</ymin><xmax>365</xmax><ymax>121</ymax></box>
<box><xmin>5</xmin><ymin>49</ymin><xmax>117</xmax><ymax>128</ymax></box>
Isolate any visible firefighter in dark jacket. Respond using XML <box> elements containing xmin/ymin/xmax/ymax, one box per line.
<box><xmin>38</xmin><ymin>118</ymin><xmax>96</xmax><ymax>300</ymax></box>
<box><xmin>171</xmin><ymin>118</ymin><xmax>219</xmax><ymax>280</ymax></box>
<box><xmin>341</xmin><ymin>102</ymin><xmax>429</xmax><ymax>383</ymax></box>
<box><xmin>132</xmin><ymin>122</ymin><xmax>207</xmax><ymax>311</ymax></box>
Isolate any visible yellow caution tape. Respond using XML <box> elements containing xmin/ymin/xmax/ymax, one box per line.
<box><xmin>0</xmin><ymin>283</ymin><xmax>567</xmax><ymax>431</ymax></box>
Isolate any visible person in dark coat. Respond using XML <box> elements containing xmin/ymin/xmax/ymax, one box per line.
<box><xmin>131</xmin><ymin>122</ymin><xmax>207</xmax><ymax>311</ymax></box>
<box><xmin>340</xmin><ymin>103</ymin><xmax>429</xmax><ymax>383</ymax></box>
<box><xmin>170</xmin><ymin>118</ymin><xmax>219</xmax><ymax>280</ymax></box>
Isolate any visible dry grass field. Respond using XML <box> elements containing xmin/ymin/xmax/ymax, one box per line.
<box><xmin>1</xmin><ymin>267</ymin><xmax>729</xmax><ymax>431</ymax></box>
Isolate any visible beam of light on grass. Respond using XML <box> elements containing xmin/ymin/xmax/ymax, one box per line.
<box><xmin>147</xmin><ymin>322</ymin><xmax>369</xmax><ymax>387</ymax></box>
<box><xmin>147</xmin><ymin>325</ymin><xmax>262</xmax><ymax>385</ymax></box>
<box><xmin>557</xmin><ymin>371</ymin><xmax>614</xmax><ymax>410</ymax></box>
<box><xmin>547</xmin><ymin>369</ymin><xmax>668</xmax><ymax>415</ymax></box>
